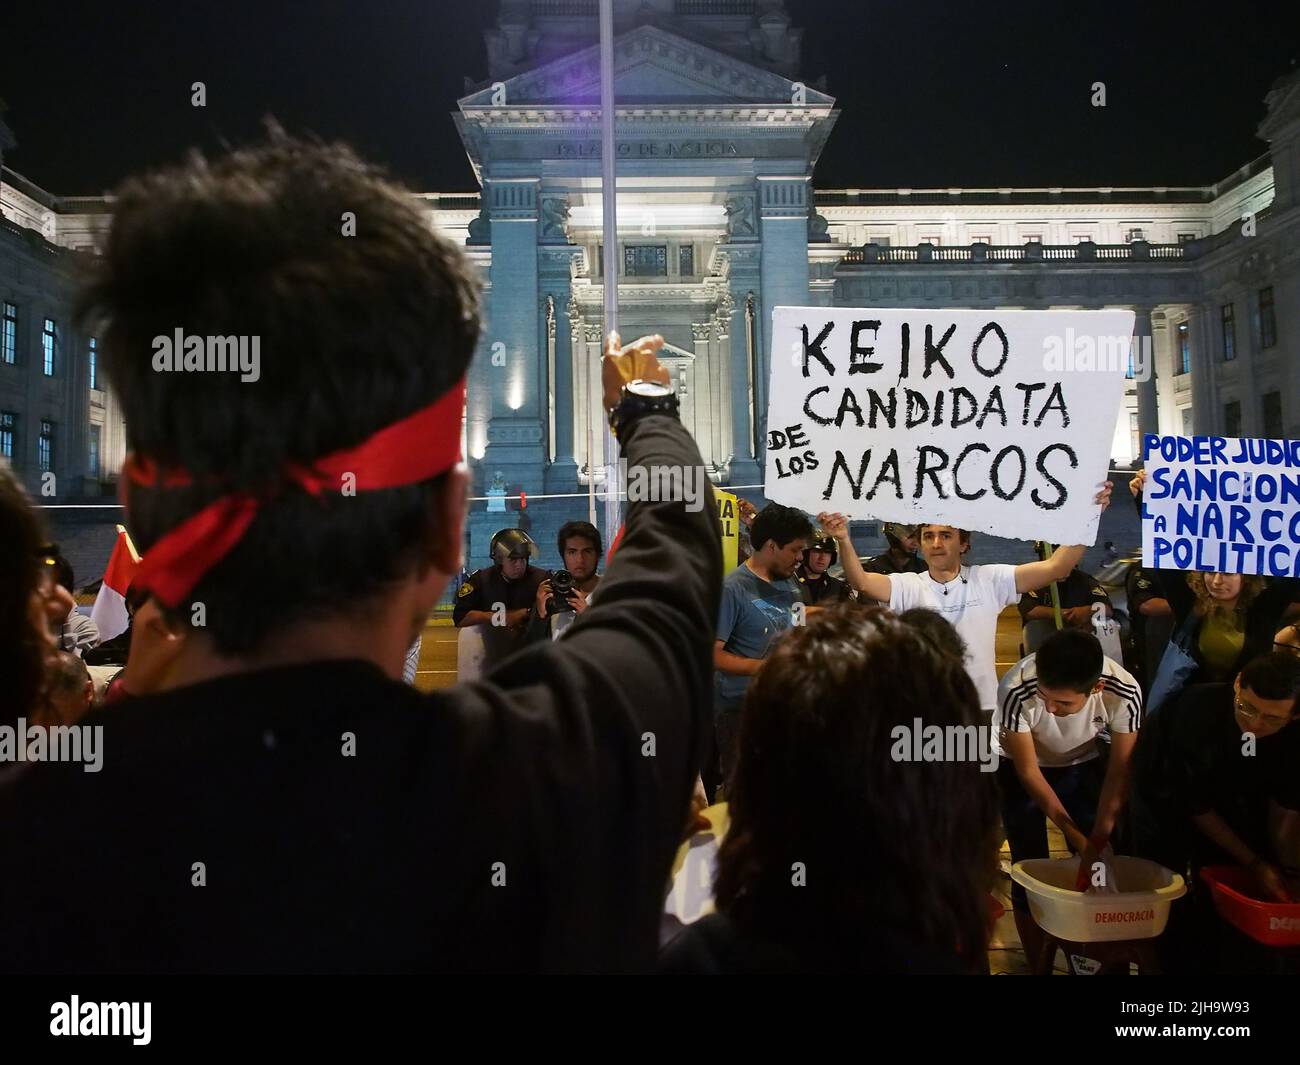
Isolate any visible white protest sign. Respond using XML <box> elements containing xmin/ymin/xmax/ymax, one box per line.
<box><xmin>764</xmin><ymin>307</ymin><xmax>1133</xmax><ymax>544</ymax></box>
<box><xmin>1140</xmin><ymin>434</ymin><xmax>1300</xmax><ymax>578</ymax></box>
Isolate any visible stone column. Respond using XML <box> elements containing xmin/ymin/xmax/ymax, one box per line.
<box><xmin>757</xmin><ymin>176</ymin><xmax>812</xmax><ymax>474</ymax></box>
<box><xmin>713</xmin><ymin>301</ymin><xmax>733</xmax><ymax>479</ymax></box>
<box><xmin>690</xmin><ymin>320</ymin><xmax>716</xmax><ymax>473</ymax></box>
<box><xmin>578</xmin><ymin>322</ymin><xmax>604</xmax><ymax>481</ymax></box>
<box><xmin>463</xmin><ymin>249</ymin><xmax>492</xmax><ymax>486</ymax></box>
<box><xmin>1189</xmin><ymin>303</ymin><xmax>1216</xmax><ymax>434</ymax></box>
<box><xmin>471</xmin><ymin>178</ymin><xmax>545</xmax><ymax>562</ymax></box>
<box><xmin>1133</xmin><ymin>305</ymin><xmax>1159</xmax><ymax>443</ymax></box>
<box><xmin>719</xmin><ymin>281</ymin><xmax>758</xmax><ymax>486</ymax></box>
<box><xmin>480</xmin><ymin>178</ymin><xmax>545</xmax><ymax>492</ymax></box>
<box><xmin>540</xmin><ymin>247</ymin><xmax>579</xmax><ymax>493</ymax></box>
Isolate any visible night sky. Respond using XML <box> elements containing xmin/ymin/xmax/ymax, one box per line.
<box><xmin>2</xmin><ymin>0</ymin><xmax>1296</xmax><ymax>198</ymax></box>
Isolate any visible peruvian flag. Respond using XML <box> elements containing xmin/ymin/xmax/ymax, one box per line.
<box><xmin>90</xmin><ymin>525</ymin><xmax>140</xmax><ymax>642</ymax></box>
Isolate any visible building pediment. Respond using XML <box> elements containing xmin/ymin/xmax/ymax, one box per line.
<box><xmin>459</xmin><ymin>25</ymin><xmax>832</xmax><ymax>109</ymax></box>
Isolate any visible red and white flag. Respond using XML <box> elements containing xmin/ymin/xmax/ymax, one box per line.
<box><xmin>90</xmin><ymin>525</ymin><xmax>140</xmax><ymax>642</ymax></box>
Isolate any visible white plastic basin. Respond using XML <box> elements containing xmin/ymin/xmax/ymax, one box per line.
<box><xmin>1011</xmin><ymin>856</ymin><xmax>1186</xmax><ymax>942</ymax></box>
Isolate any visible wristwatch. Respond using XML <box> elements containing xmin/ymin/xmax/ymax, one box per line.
<box><xmin>608</xmin><ymin>379</ymin><xmax>680</xmax><ymax>438</ymax></box>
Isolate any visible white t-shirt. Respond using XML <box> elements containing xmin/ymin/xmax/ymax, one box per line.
<box><xmin>888</xmin><ymin>564</ymin><xmax>1019</xmax><ymax>711</ymax></box>
<box><xmin>995</xmin><ymin>654</ymin><xmax>1143</xmax><ymax>767</ymax></box>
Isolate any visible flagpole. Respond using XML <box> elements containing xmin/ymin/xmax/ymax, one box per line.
<box><xmin>598</xmin><ymin>0</ymin><xmax>622</xmax><ymax>541</ymax></box>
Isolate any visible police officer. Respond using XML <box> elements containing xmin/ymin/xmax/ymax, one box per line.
<box><xmin>795</xmin><ymin>530</ymin><xmax>853</xmax><ymax>604</ymax></box>
<box><xmin>862</xmin><ymin>522</ymin><xmax>926</xmax><ymax>575</ymax></box>
<box><xmin>1018</xmin><ymin>551</ymin><xmax>1114</xmax><ymax>631</ymax></box>
<box><xmin>453</xmin><ymin>528</ymin><xmax>551</xmax><ymax>666</ymax></box>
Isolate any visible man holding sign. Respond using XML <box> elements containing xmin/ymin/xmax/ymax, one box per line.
<box><xmin>819</xmin><ymin>506</ymin><xmax>1111</xmax><ymax>716</ymax></box>
<box><xmin>767</xmin><ymin>306</ymin><xmax>1124</xmax><ymax>714</ymax></box>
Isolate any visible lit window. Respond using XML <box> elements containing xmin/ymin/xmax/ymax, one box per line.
<box><xmin>1</xmin><ymin>303</ymin><xmax>16</xmax><ymax>365</ymax></box>
<box><xmin>624</xmin><ymin>245</ymin><xmax>667</xmax><ymax>277</ymax></box>
<box><xmin>88</xmin><ymin>423</ymin><xmax>101</xmax><ymax>478</ymax></box>
<box><xmin>42</xmin><ymin>318</ymin><xmax>57</xmax><ymax>376</ymax></box>
<box><xmin>1126</xmin><ymin>228</ymin><xmax>1145</xmax><ymax>242</ymax></box>
<box><xmin>38</xmin><ymin>420</ymin><xmax>54</xmax><ymax>472</ymax></box>
<box><xmin>1025</xmin><ymin>234</ymin><xmax>1042</xmax><ymax>244</ymax></box>
<box><xmin>89</xmin><ymin>337</ymin><xmax>99</xmax><ymax>389</ymax></box>
<box><xmin>1220</xmin><ymin>304</ymin><xmax>1235</xmax><ymax>362</ymax></box>
<box><xmin>1177</xmin><ymin>321</ymin><xmax>1191</xmax><ymax>375</ymax></box>
<box><xmin>0</xmin><ymin>412</ymin><xmax>14</xmax><ymax>459</ymax></box>
<box><xmin>678</xmin><ymin>244</ymin><xmax>694</xmax><ymax>277</ymax></box>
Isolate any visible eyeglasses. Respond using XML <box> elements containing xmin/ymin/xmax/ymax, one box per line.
<box><xmin>1234</xmin><ymin>694</ymin><xmax>1293</xmax><ymax>729</ymax></box>
<box><xmin>1274</xmin><ymin>625</ymin><xmax>1300</xmax><ymax>657</ymax></box>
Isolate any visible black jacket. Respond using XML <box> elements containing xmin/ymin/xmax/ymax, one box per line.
<box><xmin>0</xmin><ymin>415</ymin><xmax>720</xmax><ymax>974</ymax></box>
<box><xmin>659</xmin><ymin>912</ymin><xmax>967</xmax><ymax>975</ymax></box>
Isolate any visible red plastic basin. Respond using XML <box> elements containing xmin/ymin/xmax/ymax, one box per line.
<box><xmin>1200</xmin><ymin>866</ymin><xmax>1300</xmax><ymax>947</ymax></box>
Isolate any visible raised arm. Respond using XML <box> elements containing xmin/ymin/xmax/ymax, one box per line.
<box><xmin>1014</xmin><ymin>481</ymin><xmax>1114</xmax><ymax>594</ymax></box>
<box><xmin>471</xmin><ymin>334</ymin><xmax>723</xmax><ymax>934</ymax></box>
<box><xmin>817</xmin><ymin>512</ymin><xmax>892</xmax><ymax>603</ymax></box>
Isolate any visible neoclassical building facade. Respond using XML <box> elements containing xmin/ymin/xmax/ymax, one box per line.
<box><xmin>1</xmin><ymin>0</ymin><xmax>1296</xmax><ymax>558</ymax></box>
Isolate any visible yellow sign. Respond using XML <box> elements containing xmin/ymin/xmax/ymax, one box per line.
<box><xmin>716</xmin><ymin>490</ymin><xmax>739</xmax><ymax>573</ymax></box>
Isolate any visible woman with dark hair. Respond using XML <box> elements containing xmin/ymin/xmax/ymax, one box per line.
<box><xmin>1129</xmin><ymin>469</ymin><xmax>1300</xmax><ymax>687</ymax></box>
<box><xmin>662</xmin><ymin>605</ymin><xmax>1001</xmax><ymax>973</ymax></box>
<box><xmin>0</xmin><ymin>467</ymin><xmax>62</xmax><ymax>731</ymax></box>
<box><xmin>897</xmin><ymin>606</ymin><xmax>967</xmax><ymax>662</ymax></box>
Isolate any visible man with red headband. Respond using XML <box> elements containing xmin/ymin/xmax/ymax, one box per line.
<box><xmin>0</xmin><ymin>133</ymin><xmax>721</xmax><ymax>974</ymax></box>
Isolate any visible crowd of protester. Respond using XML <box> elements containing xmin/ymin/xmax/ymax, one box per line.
<box><xmin>2</xmin><ymin>132</ymin><xmax>1298</xmax><ymax>975</ymax></box>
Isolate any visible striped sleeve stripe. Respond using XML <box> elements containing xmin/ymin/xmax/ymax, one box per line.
<box><xmin>1000</xmin><ymin>677</ymin><xmax>1038</xmax><ymax>732</ymax></box>
<box><xmin>1101</xmin><ymin>676</ymin><xmax>1143</xmax><ymax>729</ymax></box>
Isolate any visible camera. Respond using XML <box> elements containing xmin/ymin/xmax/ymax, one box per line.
<box><xmin>549</xmin><ymin>569</ymin><xmax>577</xmax><ymax>614</ymax></box>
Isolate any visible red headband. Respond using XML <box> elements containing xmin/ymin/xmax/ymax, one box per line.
<box><xmin>123</xmin><ymin>379</ymin><xmax>466</xmax><ymax>608</ymax></box>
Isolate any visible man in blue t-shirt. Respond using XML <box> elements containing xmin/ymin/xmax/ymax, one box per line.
<box><xmin>713</xmin><ymin>503</ymin><xmax>812</xmax><ymax>787</ymax></box>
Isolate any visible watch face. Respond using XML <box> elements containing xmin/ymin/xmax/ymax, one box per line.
<box><xmin>626</xmin><ymin>379</ymin><xmax>673</xmax><ymax>399</ymax></box>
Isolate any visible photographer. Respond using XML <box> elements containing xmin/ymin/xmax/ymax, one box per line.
<box><xmin>527</xmin><ymin>520</ymin><xmax>602</xmax><ymax>642</ymax></box>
